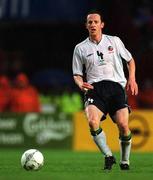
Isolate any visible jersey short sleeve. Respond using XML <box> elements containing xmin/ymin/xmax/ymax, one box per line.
<box><xmin>72</xmin><ymin>45</ymin><xmax>84</xmax><ymax>76</ymax></box>
<box><xmin>114</xmin><ymin>36</ymin><xmax>132</xmax><ymax>62</ymax></box>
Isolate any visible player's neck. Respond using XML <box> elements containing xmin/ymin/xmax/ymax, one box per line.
<box><xmin>89</xmin><ymin>33</ymin><xmax>103</xmax><ymax>44</ymax></box>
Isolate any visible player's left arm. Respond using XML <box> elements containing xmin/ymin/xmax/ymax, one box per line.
<box><xmin>126</xmin><ymin>58</ymin><xmax>138</xmax><ymax>95</ymax></box>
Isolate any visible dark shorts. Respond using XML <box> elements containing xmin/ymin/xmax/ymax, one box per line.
<box><xmin>84</xmin><ymin>80</ymin><xmax>130</xmax><ymax>121</ymax></box>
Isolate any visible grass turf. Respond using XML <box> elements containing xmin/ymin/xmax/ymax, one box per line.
<box><xmin>0</xmin><ymin>149</ymin><xmax>153</xmax><ymax>180</ymax></box>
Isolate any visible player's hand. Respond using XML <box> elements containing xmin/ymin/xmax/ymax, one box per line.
<box><xmin>126</xmin><ymin>79</ymin><xmax>138</xmax><ymax>95</ymax></box>
<box><xmin>82</xmin><ymin>82</ymin><xmax>94</xmax><ymax>92</ymax></box>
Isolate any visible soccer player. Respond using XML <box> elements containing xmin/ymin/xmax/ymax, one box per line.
<box><xmin>72</xmin><ymin>10</ymin><xmax>138</xmax><ymax>170</ymax></box>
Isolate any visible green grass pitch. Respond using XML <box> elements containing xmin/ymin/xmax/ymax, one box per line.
<box><xmin>0</xmin><ymin>149</ymin><xmax>153</xmax><ymax>180</ymax></box>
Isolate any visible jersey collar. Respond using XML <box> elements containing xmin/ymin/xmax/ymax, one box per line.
<box><xmin>87</xmin><ymin>34</ymin><xmax>105</xmax><ymax>45</ymax></box>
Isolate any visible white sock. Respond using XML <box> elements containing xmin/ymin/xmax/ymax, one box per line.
<box><xmin>120</xmin><ymin>139</ymin><xmax>132</xmax><ymax>165</ymax></box>
<box><xmin>92</xmin><ymin>130</ymin><xmax>112</xmax><ymax>157</ymax></box>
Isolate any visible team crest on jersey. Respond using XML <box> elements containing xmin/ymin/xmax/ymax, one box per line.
<box><xmin>108</xmin><ymin>46</ymin><xmax>113</xmax><ymax>51</ymax></box>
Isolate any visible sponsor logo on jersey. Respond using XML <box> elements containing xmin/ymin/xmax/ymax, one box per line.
<box><xmin>86</xmin><ymin>53</ymin><xmax>93</xmax><ymax>57</ymax></box>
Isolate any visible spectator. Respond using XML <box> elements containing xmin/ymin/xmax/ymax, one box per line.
<box><xmin>10</xmin><ymin>73</ymin><xmax>40</xmax><ymax>112</ymax></box>
<box><xmin>0</xmin><ymin>75</ymin><xmax>11</xmax><ymax>112</ymax></box>
<box><xmin>59</xmin><ymin>91</ymin><xmax>83</xmax><ymax>114</ymax></box>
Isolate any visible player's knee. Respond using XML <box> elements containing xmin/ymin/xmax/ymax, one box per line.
<box><xmin>118</xmin><ymin>122</ymin><xmax>129</xmax><ymax>134</ymax></box>
<box><xmin>88</xmin><ymin>118</ymin><xmax>99</xmax><ymax>129</ymax></box>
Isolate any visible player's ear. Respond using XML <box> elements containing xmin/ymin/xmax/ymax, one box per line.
<box><xmin>101</xmin><ymin>22</ymin><xmax>104</xmax><ymax>29</ymax></box>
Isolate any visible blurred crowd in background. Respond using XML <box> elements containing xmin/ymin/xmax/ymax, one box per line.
<box><xmin>0</xmin><ymin>72</ymin><xmax>83</xmax><ymax>114</ymax></box>
<box><xmin>0</xmin><ymin>0</ymin><xmax>153</xmax><ymax>113</ymax></box>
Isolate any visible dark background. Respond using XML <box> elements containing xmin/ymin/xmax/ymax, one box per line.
<box><xmin>0</xmin><ymin>0</ymin><xmax>153</xmax><ymax>91</ymax></box>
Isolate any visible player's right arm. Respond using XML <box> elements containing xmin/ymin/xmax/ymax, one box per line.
<box><xmin>72</xmin><ymin>45</ymin><xmax>94</xmax><ymax>92</ymax></box>
<box><xmin>73</xmin><ymin>75</ymin><xmax>94</xmax><ymax>92</ymax></box>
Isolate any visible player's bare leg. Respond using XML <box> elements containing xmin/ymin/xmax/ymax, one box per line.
<box><xmin>85</xmin><ymin>105</ymin><xmax>116</xmax><ymax>170</ymax></box>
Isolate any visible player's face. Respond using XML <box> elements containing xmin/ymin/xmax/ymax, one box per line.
<box><xmin>86</xmin><ymin>14</ymin><xmax>104</xmax><ymax>36</ymax></box>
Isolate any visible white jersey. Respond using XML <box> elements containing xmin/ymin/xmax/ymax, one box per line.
<box><xmin>72</xmin><ymin>34</ymin><xmax>132</xmax><ymax>87</ymax></box>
